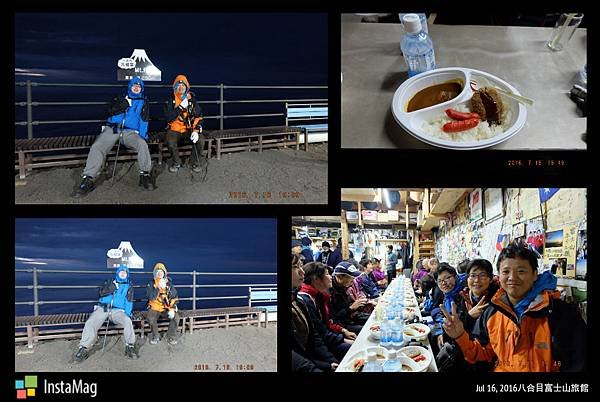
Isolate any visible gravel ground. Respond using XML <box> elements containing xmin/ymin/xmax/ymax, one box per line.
<box><xmin>15</xmin><ymin>144</ymin><xmax>327</xmax><ymax>204</ymax></box>
<box><xmin>15</xmin><ymin>325</ymin><xmax>277</xmax><ymax>372</ymax></box>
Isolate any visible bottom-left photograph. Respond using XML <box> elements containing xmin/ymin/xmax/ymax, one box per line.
<box><xmin>14</xmin><ymin>218</ymin><xmax>277</xmax><ymax>372</ymax></box>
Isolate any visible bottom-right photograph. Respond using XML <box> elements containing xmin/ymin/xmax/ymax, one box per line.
<box><xmin>291</xmin><ymin>188</ymin><xmax>587</xmax><ymax>373</ymax></box>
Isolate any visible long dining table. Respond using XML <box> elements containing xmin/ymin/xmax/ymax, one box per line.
<box><xmin>336</xmin><ymin>276</ymin><xmax>439</xmax><ymax>372</ymax></box>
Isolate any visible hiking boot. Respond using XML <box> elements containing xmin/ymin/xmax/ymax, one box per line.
<box><xmin>139</xmin><ymin>171</ymin><xmax>156</xmax><ymax>191</ymax></box>
<box><xmin>149</xmin><ymin>335</ymin><xmax>160</xmax><ymax>345</ymax></box>
<box><xmin>167</xmin><ymin>337</ymin><xmax>178</xmax><ymax>345</ymax></box>
<box><xmin>168</xmin><ymin>164</ymin><xmax>181</xmax><ymax>173</ymax></box>
<box><xmin>125</xmin><ymin>344</ymin><xmax>138</xmax><ymax>359</ymax></box>
<box><xmin>74</xmin><ymin>346</ymin><xmax>89</xmax><ymax>363</ymax></box>
<box><xmin>72</xmin><ymin>176</ymin><xmax>95</xmax><ymax>198</ymax></box>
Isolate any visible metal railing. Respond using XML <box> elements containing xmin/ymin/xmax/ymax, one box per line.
<box><xmin>15</xmin><ymin>81</ymin><xmax>328</xmax><ymax>139</ymax></box>
<box><xmin>15</xmin><ymin>268</ymin><xmax>277</xmax><ymax>316</ymax></box>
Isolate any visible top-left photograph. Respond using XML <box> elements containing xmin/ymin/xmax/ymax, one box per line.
<box><xmin>14</xmin><ymin>12</ymin><xmax>328</xmax><ymax>204</ymax></box>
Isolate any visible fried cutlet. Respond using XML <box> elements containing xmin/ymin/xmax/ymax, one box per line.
<box><xmin>470</xmin><ymin>87</ymin><xmax>504</xmax><ymax>125</ymax></box>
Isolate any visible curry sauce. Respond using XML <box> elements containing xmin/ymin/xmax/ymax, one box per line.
<box><xmin>407</xmin><ymin>81</ymin><xmax>463</xmax><ymax>112</ymax></box>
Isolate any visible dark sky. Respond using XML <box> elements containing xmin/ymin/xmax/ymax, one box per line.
<box><xmin>14</xmin><ymin>13</ymin><xmax>328</xmax><ymax>85</ymax></box>
<box><xmin>15</xmin><ymin>218</ymin><xmax>277</xmax><ymax>273</ymax></box>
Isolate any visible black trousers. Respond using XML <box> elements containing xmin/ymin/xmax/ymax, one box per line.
<box><xmin>166</xmin><ymin>129</ymin><xmax>206</xmax><ymax>166</ymax></box>
<box><xmin>387</xmin><ymin>269</ymin><xmax>396</xmax><ymax>284</ymax></box>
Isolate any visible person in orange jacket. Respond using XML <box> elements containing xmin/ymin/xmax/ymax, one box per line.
<box><xmin>164</xmin><ymin>75</ymin><xmax>207</xmax><ymax>174</ymax></box>
<box><xmin>146</xmin><ymin>262</ymin><xmax>180</xmax><ymax>345</ymax></box>
<box><xmin>440</xmin><ymin>244</ymin><xmax>586</xmax><ymax>372</ymax></box>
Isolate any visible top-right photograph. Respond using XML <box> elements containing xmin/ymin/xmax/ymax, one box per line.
<box><xmin>341</xmin><ymin>13</ymin><xmax>587</xmax><ymax>150</ymax></box>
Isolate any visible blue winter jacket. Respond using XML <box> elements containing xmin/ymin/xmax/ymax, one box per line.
<box><xmin>107</xmin><ymin>77</ymin><xmax>149</xmax><ymax>139</ymax></box>
<box><xmin>359</xmin><ymin>273</ymin><xmax>381</xmax><ymax>299</ymax></box>
<box><xmin>300</xmin><ymin>247</ymin><xmax>314</xmax><ymax>263</ymax></box>
<box><xmin>98</xmin><ymin>264</ymin><xmax>134</xmax><ymax>317</ymax></box>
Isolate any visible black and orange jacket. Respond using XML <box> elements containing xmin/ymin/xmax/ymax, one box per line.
<box><xmin>455</xmin><ymin>288</ymin><xmax>587</xmax><ymax>372</ymax></box>
<box><xmin>146</xmin><ymin>265</ymin><xmax>179</xmax><ymax>313</ymax></box>
<box><xmin>164</xmin><ymin>75</ymin><xmax>203</xmax><ymax>133</ymax></box>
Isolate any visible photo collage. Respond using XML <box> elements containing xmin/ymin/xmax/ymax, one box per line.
<box><xmin>11</xmin><ymin>6</ymin><xmax>591</xmax><ymax>399</ymax></box>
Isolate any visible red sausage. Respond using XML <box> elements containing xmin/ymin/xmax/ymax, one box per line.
<box><xmin>442</xmin><ymin>117</ymin><xmax>480</xmax><ymax>133</ymax></box>
<box><xmin>445</xmin><ymin>108</ymin><xmax>480</xmax><ymax>120</ymax></box>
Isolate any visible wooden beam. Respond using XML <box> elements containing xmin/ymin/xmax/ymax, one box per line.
<box><xmin>340</xmin><ymin>209</ymin><xmax>349</xmax><ymax>260</ymax></box>
<box><xmin>430</xmin><ymin>188</ymin><xmax>470</xmax><ymax>214</ymax></box>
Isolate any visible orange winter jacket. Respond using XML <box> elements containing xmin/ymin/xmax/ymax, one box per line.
<box><xmin>455</xmin><ymin>288</ymin><xmax>586</xmax><ymax>372</ymax></box>
<box><xmin>166</xmin><ymin>74</ymin><xmax>203</xmax><ymax>133</ymax></box>
<box><xmin>146</xmin><ymin>265</ymin><xmax>178</xmax><ymax>313</ymax></box>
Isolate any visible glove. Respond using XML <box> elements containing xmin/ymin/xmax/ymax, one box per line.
<box><xmin>159</xmin><ymin>278</ymin><xmax>167</xmax><ymax>289</ymax></box>
<box><xmin>113</xmin><ymin>280</ymin><xmax>119</xmax><ymax>289</ymax></box>
<box><xmin>179</xmin><ymin>98</ymin><xmax>189</xmax><ymax>109</ymax></box>
<box><xmin>167</xmin><ymin>309</ymin><xmax>175</xmax><ymax>319</ymax></box>
<box><xmin>191</xmin><ymin>131</ymin><xmax>199</xmax><ymax>143</ymax></box>
<box><xmin>125</xmin><ymin>96</ymin><xmax>132</xmax><ymax>106</ymax></box>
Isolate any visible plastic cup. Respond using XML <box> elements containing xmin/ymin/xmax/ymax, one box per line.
<box><xmin>546</xmin><ymin>13</ymin><xmax>583</xmax><ymax>51</ymax></box>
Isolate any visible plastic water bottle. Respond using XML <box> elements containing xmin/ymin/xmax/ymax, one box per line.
<box><xmin>578</xmin><ymin>64</ymin><xmax>587</xmax><ymax>88</ymax></box>
<box><xmin>400</xmin><ymin>13</ymin><xmax>436</xmax><ymax>77</ymax></box>
<box><xmin>391</xmin><ymin>318</ymin><xmax>405</xmax><ymax>349</ymax></box>
<box><xmin>380</xmin><ymin>320</ymin><xmax>391</xmax><ymax>348</ymax></box>
<box><xmin>363</xmin><ymin>352</ymin><xmax>383</xmax><ymax>372</ymax></box>
<box><xmin>383</xmin><ymin>349</ymin><xmax>402</xmax><ymax>372</ymax></box>
<box><xmin>399</xmin><ymin>13</ymin><xmax>428</xmax><ymax>34</ymax></box>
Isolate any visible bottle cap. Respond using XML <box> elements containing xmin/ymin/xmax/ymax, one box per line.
<box><xmin>402</xmin><ymin>14</ymin><xmax>422</xmax><ymax>33</ymax></box>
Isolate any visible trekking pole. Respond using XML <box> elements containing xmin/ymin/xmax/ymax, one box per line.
<box><xmin>111</xmin><ymin>130</ymin><xmax>124</xmax><ymax>183</ymax></box>
<box><xmin>191</xmin><ymin>135</ymin><xmax>208</xmax><ymax>182</ymax></box>
<box><xmin>101</xmin><ymin>297</ymin><xmax>114</xmax><ymax>352</ymax></box>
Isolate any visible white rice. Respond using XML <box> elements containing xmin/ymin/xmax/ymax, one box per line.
<box><xmin>421</xmin><ymin>104</ymin><xmax>511</xmax><ymax>142</ymax></box>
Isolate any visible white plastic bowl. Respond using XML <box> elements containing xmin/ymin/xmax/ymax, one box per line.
<box><xmin>398</xmin><ymin>345</ymin><xmax>432</xmax><ymax>372</ymax></box>
<box><xmin>402</xmin><ymin>323</ymin><xmax>431</xmax><ymax>342</ymax></box>
<box><xmin>391</xmin><ymin>67</ymin><xmax>527</xmax><ymax>150</ymax></box>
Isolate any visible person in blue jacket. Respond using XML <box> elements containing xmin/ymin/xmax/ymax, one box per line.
<box><xmin>300</xmin><ymin>237</ymin><xmax>315</xmax><ymax>263</ymax></box>
<box><xmin>74</xmin><ymin>264</ymin><xmax>138</xmax><ymax>362</ymax></box>
<box><xmin>357</xmin><ymin>258</ymin><xmax>381</xmax><ymax>299</ymax></box>
<box><xmin>427</xmin><ymin>263</ymin><xmax>467</xmax><ymax>357</ymax></box>
<box><xmin>72</xmin><ymin>76</ymin><xmax>155</xmax><ymax>197</ymax></box>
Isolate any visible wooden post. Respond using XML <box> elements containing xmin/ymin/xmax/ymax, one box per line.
<box><xmin>304</xmin><ymin>129</ymin><xmax>308</xmax><ymax>151</ymax></box>
<box><xmin>216</xmin><ymin>139</ymin><xmax>222</xmax><ymax>160</ymax></box>
<box><xmin>18</xmin><ymin>151</ymin><xmax>26</xmax><ymax>179</ymax></box>
<box><xmin>258</xmin><ymin>135</ymin><xmax>263</xmax><ymax>153</ymax></box>
<box><xmin>340</xmin><ymin>209</ymin><xmax>349</xmax><ymax>260</ymax></box>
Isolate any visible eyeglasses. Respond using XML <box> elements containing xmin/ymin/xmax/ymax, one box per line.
<box><xmin>468</xmin><ymin>273</ymin><xmax>490</xmax><ymax>280</ymax></box>
<box><xmin>437</xmin><ymin>276</ymin><xmax>454</xmax><ymax>285</ymax></box>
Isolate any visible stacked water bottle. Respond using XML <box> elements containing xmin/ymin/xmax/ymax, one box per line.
<box><xmin>379</xmin><ymin>277</ymin><xmax>408</xmax><ymax>350</ymax></box>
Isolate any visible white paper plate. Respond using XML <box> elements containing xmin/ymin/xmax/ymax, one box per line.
<box><xmin>391</xmin><ymin>67</ymin><xmax>527</xmax><ymax>150</ymax></box>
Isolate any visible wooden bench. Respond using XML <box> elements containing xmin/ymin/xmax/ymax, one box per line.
<box><xmin>14</xmin><ymin>312</ymin><xmax>148</xmax><ymax>348</ymax></box>
<box><xmin>14</xmin><ymin>132</ymin><xmax>213</xmax><ymax>179</ymax></box>
<box><xmin>285</xmin><ymin>103</ymin><xmax>328</xmax><ymax>149</ymax></box>
<box><xmin>15</xmin><ymin>306</ymin><xmax>265</xmax><ymax>348</ymax></box>
<box><xmin>204</xmin><ymin>125</ymin><xmax>303</xmax><ymax>160</ymax></box>
<box><xmin>182</xmin><ymin>306</ymin><xmax>266</xmax><ymax>332</ymax></box>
